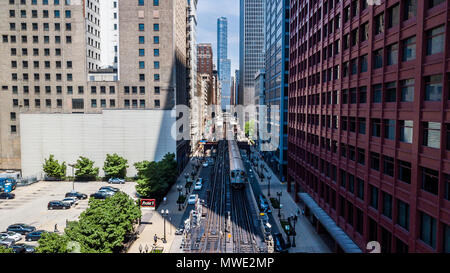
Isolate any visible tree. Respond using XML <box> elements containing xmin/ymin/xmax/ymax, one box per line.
<box><xmin>42</xmin><ymin>154</ymin><xmax>67</xmax><ymax>180</ymax></box>
<box><xmin>0</xmin><ymin>246</ymin><xmax>13</xmax><ymax>253</ymax></box>
<box><xmin>65</xmin><ymin>192</ymin><xmax>141</xmax><ymax>253</ymax></box>
<box><xmin>74</xmin><ymin>156</ymin><xmax>99</xmax><ymax>181</ymax></box>
<box><xmin>134</xmin><ymin>153</ymin><xmax>177</xmax><ymax>198</ymax></box>
<box><xmin>103</xmin><ymin>153</ymin><xmax>128</xmax><ymax>179</ymax></box>
<box><xmin>245</xmin><ymin>121</ymin><xmax>256</xmax><ymax>139</ymax></box>
<box><xmin>36</xmin><ymin>232</ymin><xmax>72</xmax><ymax>253</ymax></box>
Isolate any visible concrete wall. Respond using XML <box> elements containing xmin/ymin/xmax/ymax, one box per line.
<box><xmin>20</xmin><ymin>110</ymin><xmax>176</xmax><ymax>177</ymax></box>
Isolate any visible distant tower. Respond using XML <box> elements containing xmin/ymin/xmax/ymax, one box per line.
<box><xmin>217</xmin><ymin>17</ymin><xmax>231</xmax><ymax>111</ymax></box>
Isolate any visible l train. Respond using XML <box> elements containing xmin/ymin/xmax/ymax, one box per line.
<box><xmin>228</xmin><ymin>139</ymin><xmax>247</xmax><ymax>190</ymax></box>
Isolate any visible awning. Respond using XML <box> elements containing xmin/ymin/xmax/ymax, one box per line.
<box><xmin>298</xmin><ymin>193</ymin><xmax>363</xmax><ymax>253</ymax></box>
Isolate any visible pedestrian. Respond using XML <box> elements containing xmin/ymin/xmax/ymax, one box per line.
<box><xmin>294</xmin><ymin>215</ymin><xmax>298</xmax><ymax>223</ymax></box>
<box><xmin>153</xmin><ymin>234</ymin><xmax>158</xmax><ymax>245</ymax></box>
<box><xmin>301</xmin><ymin>208</ymin><xmax>305</xmax><ymax>216</ymax></box>
<box><xmin>54</xmin><ymin>224</ymin><xmax>58</xmax><ymax>233</ymax></box>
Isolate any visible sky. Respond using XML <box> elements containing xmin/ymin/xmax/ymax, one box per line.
<box><xmin>196</xmin><ymin>0</ymin><xmax>240</xmax><ymax>76</ymax></box>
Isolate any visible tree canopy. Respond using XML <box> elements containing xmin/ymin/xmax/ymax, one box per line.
<box><xmin>42</xmin><ymin>154</ymin><xmax>67</xmax><ymax>179</ymax></box>
<box><xmin>74</xmin><ymin>156</ymin><xmax>99</xmax><ymax>181</ymax></box>
<box><xmin>36</xmin><ymin>232</ymin><xmax>73</xmax><ymax>253</ymax></box>
<box><xmin>103</xmin><ymin>153</ymin><xmax>129</xmax><ymax>179</ymax></box>
<box><xmin>135</xmin><ymin>153</ymin><xmax>177</xmax><ymax>199</ymax></box>
<box><xmin>0</xmin><ymin>246</ymin><xmax>13</xmax><ymax>253</ymax></box>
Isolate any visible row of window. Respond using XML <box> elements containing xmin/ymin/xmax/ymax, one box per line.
<box><xmin>138</xmin><ymin>0</ymin><xmax>159</xmax><ymax>6</ymax></box>
<box><xmin>3</xmin><ymin>85</ymin><xmax>165</xmax><ymax>96</ymax></box>
<box><xmin>3</xmin><ymin>22</ymin><xmax>71</xmax><ymax>33</ymax></box>
<box><xmin>9</xmin><ymin>0</ymin><xmax>72</xmax><ymax>5</ymax></box>
<box><xmin>9</xmin><ymin>9</ymin><xmax>71</xmax><ymax>19</ymax></box>
<box><xmin>5</xmin><ymin>31</ymin><xmax>73</xmax><ymax>44</ymax></box>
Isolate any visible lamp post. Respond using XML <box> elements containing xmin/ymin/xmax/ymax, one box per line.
<box><xmin>68</xmin><ymin>164</ymin><xmax>75</xmax><ymax>191</ymax></box>
<box><xmin>161</xmin><ymin>209</ymin><xmax>169</xmax><ymax>243</ymax></box>
<box><xmin>292</xmin><ymin>217</ymin><xmax>296</xmax><ymax>247</ymax></box>
<box><xmin>177</xmin><ymin>185</ymin><xmax>183</xmax><ymax>211</ymax></box>
<box><xmin>267</xmin><ymin>175</ymin><xmax>272</xmax><ymax>197</ymax></box>
<box><xmin>277</xmin><ymin>191</ymin><xmax>282</xmax><ymax>218</ymax></box>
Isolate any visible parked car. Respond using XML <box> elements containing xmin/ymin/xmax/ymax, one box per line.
<box><xmin>90</xmin><ymin>192</ymin><xmax>109</xmax><ymax>199</ymax></box>
<box><xmin>194</xmin><ymin>182</ymin><xmax>202</xmax><ymax>191</ymax></box>
<box><xmin>187</xmin><ymin>194</ymin><xmax>198</xmax><ymax>205</ymax></box>
<box><xmin>258</xmin><ymin>195</ymin><xmax>272</xmax><ymax>214</ymax></box>
<box><xmin>99</xmin><ymin>186</ymin><xmax>119</xmax><ymax>193</ymax></box>
<box><xmin>175</xmin><ymin>226</ymin><xmax>184</xmax><ymax>235</ymax></box>
<box><xmin>65</xmin><ymin>191</ymin><xmax>87</xmax><ymax>200</ymax></box>
<box><xmin>61</xmin><ymin>197</ymin><xmax>78</xmax><ymax>206</ymax></box>
<box><xmin>202</xmin><ymin>162</ymin><xmax>208</xmax><ymax>167</ymax></box>
<box><xmin>25</xmin><ymin>230</ymin><xmax>47</xmax><ymax>242</ymax></box>
<box><xmin>108</xmin><ymin>177</ymin><xmax>125</xmax><ymax>184</ymax></box>
<box><xmin>97</xmin><ymin>189</ymin><xmax>115</xmax><ymax>196</ymax></box>
<box><xmin>48</xmin><ymin>200</ymin><xmax>71</xmax><ymax>210</ymax></box>
<box><xmin>7</xmin><ymin>224</ymin><xmax>36</xmax><ymax>235</ymax></box>
<box><xmin>0</xmin><ymin>192</ymin><xmax>15</xmax><ymax>199</ymax></box>
<box><xmin>10</xmin><ymin>243</ymin><xmax>35</xmax><ymax>253</ymax></box>
<box><xmin>0</xmin><ymin>231</ymin><xmax>22</xmax><ymax>242</ymax></box>
<box><xmin>0</xmin><ymin>238</ymin><xmax>16</xmax><ymax>248</ymax></box>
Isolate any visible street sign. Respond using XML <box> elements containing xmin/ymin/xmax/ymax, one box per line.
<box><xmin>140</xmin><ymin>199</ymin><xmax>156</xmax><ymax>210</ymax></box>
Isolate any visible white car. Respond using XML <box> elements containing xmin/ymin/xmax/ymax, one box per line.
<box><xmin>194</xmin><ymin>182</ymin><xmax>202</xmax><ymax>191</ymax></box>
<box><xmin>98</xmin><ymin>189</ymin><xmax>115</xmax><ymax>196</ymax></box>
<box><xmin>187</xmin><ymin>194</ymin><xmax>198</xmax><ymax>205</ymax></box>
<box><xmin>0</xmin><ymin>231</ymin><xmax>22</xmax><ymax>242</ymax></box>
<box><xmin>61</xmin><ymin>197</ymin><xmax>78</xmax><ymax>206</ymax></box>
<box><xmin>202</xmin><ymin>162</ymin><xmax>208</xmax><ymax>167</ymax></box>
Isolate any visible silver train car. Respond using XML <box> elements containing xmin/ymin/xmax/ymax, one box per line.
<box><xmin>228</xmin><ymin>139</ymin><xmax>246</xmax><ymax>190</ymax></box>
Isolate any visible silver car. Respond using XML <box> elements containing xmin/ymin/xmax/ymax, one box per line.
<box><xmin>0</xmin><ymin>238</ymin><xmax>15</xmax><ymax>248</ymax></box>
<box><xmin>0</xmin><ymin>231</ymin><xmax>22</xmax><ymax>242</ymax></box>
<box><xmin>61</xmin><ymin>197</ymin><xmax>78</xmax><ymax>206</ymax></box>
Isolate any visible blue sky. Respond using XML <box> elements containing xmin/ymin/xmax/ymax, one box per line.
<box><xmin>197</xmin><ymin>0</ymin><xmax>240</xmax><ymax>75</ymax></box>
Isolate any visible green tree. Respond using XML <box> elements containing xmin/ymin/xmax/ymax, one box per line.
<box><xmin>245</xmin><ymin>121</ymin><xmax>256</xmax><ymax>139</ymax></box>
<box><xmin>74</xmin><ymin>156</ymin><xmax>99</xmax><ymax>181</ymax></box>
<box><xmin>42</xmin><ymin>154</ymin><xmax>67</xmax><ymax>180</ymax></box>
<box><xmin>134</xmin><ymin>153</ymin><xmax>177</xmax><ymax>198</ymax></box>
<box><xmin>65</xmin><ymin>192</ymin><xmax>141</xmax><ymax>253</ymax></box>
<box><xmin>36</xmin><ymin>232</ymin><xmax>72</xmax><ymax>253</ymax></box>
<box><xmin>103</xmin><ymin>153</ymin><xmax>128</xmax><ymax>179</ymax></box>
<box><xmin>0</xmin><ymin>246</ymin><xmax>13</xmax><ymax>253</ymax></box>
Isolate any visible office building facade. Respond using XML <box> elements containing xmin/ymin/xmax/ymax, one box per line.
<box><xmin>288</xmin><ymin>0</ymin><xmax>450</xmax><ymax>253</ymax></box>
<box><xmin>217</xmin><ymin>17</ymin><xmax>231</xmax><ymax>110</ymax></box>
<box><xmin>239</xmin><ymin>0</ymin><xmax>265</xmax><ymax>106</ymax></box>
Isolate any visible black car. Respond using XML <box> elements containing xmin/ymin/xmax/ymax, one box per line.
<box><xmin>9</xmin><ymin>243</ymin><xmax>35</xmax><ymax>253</ymax></box>
<box><xmin>65</xmin><ymin>191</ymin><xmax>87</xmax><ymax>200</ymax></box>
<box><xmin>273</xmin><ymin>233</ymin><xmax>289</xmax><ymax>253</ymax></box>
<box><xmin>25</xmin><ymin>230</ymin><xmax>47</xmax><ymax>242</ymax></box>
<box><xmin>99</xmin><ymin>186</ymin><xmax>119</xmax><ymax>193</ymax></box>
<box><xmin>0</xmin><ymin>192</ymin><xmax>15</xmax><ymax>199</ymax></box>
<box><xmin>6</xmin><ymin>224</ymin><xmax>36</xmax><ymax>235</ymax></box>
<box><xmin>48</xmin><ymin>200</ymin><xmax>71</xmax><ymax>210</ymax></box>
<box><xmin>90</xmin><ymin>192</ymin><xmax>108</xmax><ymax>199</ymax></box>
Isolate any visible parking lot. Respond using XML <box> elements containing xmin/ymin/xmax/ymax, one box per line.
<box><xmin>0</xmin><ymin>181</ymin><xmax>137</xmax><ymax>245</ymax></box>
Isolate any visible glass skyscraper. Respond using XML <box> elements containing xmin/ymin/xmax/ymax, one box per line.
<box><xmin>239</xmin><ymin>0</ymin><xmax>265</xmax><ymax>106</ymax></box>
<box><xmin>217</xmin><ymin>17</ymin><xmax>231</xmax><ymax>110</ymax></box>
<box><xmin>261</xmin><ymin>0</ymin><xmax>289</xmax><ymax>181</ymax></box>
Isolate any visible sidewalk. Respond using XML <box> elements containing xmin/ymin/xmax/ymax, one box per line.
<box><xmin>250</xmin><ymin>148</ymin><xmax>332</xmax><ymax>253</ymax></box>
<box><xmin>128</xmin><ymin>150</ymin><xmax>202</xmax><ymax>253</ymax></box>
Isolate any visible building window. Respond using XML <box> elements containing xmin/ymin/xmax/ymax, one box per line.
<box><xmin>154</xmin><ymin>74</ymin><xmax>160</xmax><ymax>81</ymax></box>
<box><xmin>138</xmin><ymin>0</ymin><xmax>144</xmax><ymax>6</ymax></box>
<box><xmin>382</xmin><ymin>192</ymin><xmax>392</xmax><ymax>219</ymax></box>
<box><xmin>420</xmin><ymin>211</ymin><xmax>436</xmax><ymax>249</ymax></box>
<box><xmin>110</xmin><ymin>99</ymin><xmax>115</xmax><ymax>108</ymax></box>
<box><xmin>101</xmin><ymin>99</ymin><xmax>106</xmax><ymax>108</ymax></box>
<box><xmin>400</xmin><ymin>79</ymin><xmax>414</xmax><ymax>102</ymax></box>
<box><xmin>124</xmin><ymin>100</ymin><xmax>130</xmax><ymax>108</ymax></box>
<box><xmin>383</xmin><ymin>156</ymin><xmax>394</xmax><ymax>177</ymax></box>
<box><xmin>387</xmin><ymin>43</ymin><xmax>398</xmax><ymax>65</ymax></box>
<box><xmin>421</xmin><ymin>167</ymin><xmax>439</xmax><ymax>195</ymax></box>
<box><xmin>139</xmin><ymin>74</ymin><xmax>145</xmax><ymax>81</ymax></box>
<box><xmin>397</xmin><ymin>199</ymin><xmax>410</xmax><ymax>231</ymax></box>
<box><xmin>371</xmin><ymin>119</ymin><xmax>381</xmax><ymax>137</ymax></box>
<box><xmin>428</xmin><ymin>0</ymin><xmax>445</xmax><ymax>9</ymax></box>
<box><xmin>384</xmin><ymin>119</ymin><xmax>396</xmax><ymax>140</ymax></box>
<box><xmin>360</xmin><ymin>54</ymin><xmax>368</xmax><ymax>72</ymax></box>
<box><xmin>402</xmin><ymin>36</ymin><xmax>416</xmax><ymax>61</ymax></box>
<box><xmin>155</xmin><ymin>99</ymin><xmax>160</xmax><ymax>108</ymax></box>
<box><xmin>91</xmin><ymin>99</ymin><xmax>97</xmax><ymax>108</ymax></box>
<box><xmin>65</xmin><ymin>10</ymin><xmax>71</xmax><ymax>18</ymax></box>
<box><xmin>359</xmin><ymin>86</ymin><xmax>367</xmax><ymax>103</ymax></box>
<box><xmin>154</xmin><ymin>87</ymin><xmax>160</xmax><ymax>94</ymax></box>
<box><xmin>153</xmin><ymin>36</ymin><xmax>159</xmax><ymax>44</ymax></box>
<box><xmin>372</xmin><ymin>84</ymin><xmax>382</xmax><ymax>103</ymax></box>
<box><xmin>445</xmin><ymin>174</ymin><xmax>450</xmax><ymax>201</ymax></box>
<box><xmin>403</xmin><ymin>0</ymin><xmax>417</xmax><ymax>21</ymax></box>
<box><xmin>138</xmin><ymin>24</ymin><xmax>144</xmax><ymax>31</ymax></box>
<box><xmin>139</xmin><ymin>86</ymin><xmax>145</xmax><ymax>94</ymax></box>
<box><xmin>385</xmin><ymin>82</ymin><xmax>397</xmax><ymax>102</ymax></box>
<box><xmin>370</xmin><ymin>185</ymin><xmax>379</xmax><ymax>210</ymax></box>
<box><xmin>153</xmin><ymin>0</ymin><xmax>159</xmax><ymax>5</ymax></box>
<box><xmin>423</xmin><ymin>122</ymin><xmax>441</xmax><ymax>149</ymax></box>
<box><xmin>139</xmin><ymin>61</ymin><xmax>145</xmax><ymax>69</ymax></box>
<box><xmin>373</xmin><ymin>49</ymin><xmax>383</xmax><ymax>69</ymax></box>
<box><xmin>356</xmin><ymin>208</ymin><xmax>364</xmax><ymax>234</ymax></box>
<box><xmin>444</xmin><ymin>224</ymin><xmax>450</xmax><ymax>253</ymax></box>
<box><xmin>139</xmin><ymin>49</ymin><xmax>145</xmax><ymax>56</ymax></box>
<box><xmin>370</xmin><ymin>152</ymin><xmax>380</xmax><ymax>171</ymax></box>
<box><xmin>154</xmin><ymin>61</ymin><xmax>160</xmax><ymax>69</ymax></box>
<box><xmin>140</xmin><ymin>100</ymin><xmax>145</xmax><ymax>108</ymax></box>
<box><xmin>154</xmin><ymin>49</ymin><xmax>160</xmax><ymax>56</ymax></box>
<box><xmin>357</xmin><ymin>148</ymin><xmax>365</xmax><ymax>165</ymax></box>
<box><xmin>426</xmin><ymin>25</ymin><xmax>445</xmax><ymax>56</ymax></box>
<box><xmin>139</xmin><ymin>36</ymin><xmax>145</xmax><ymax>44</ymax></box>
<box><xmin>11</xmin><ymin>125</ymin><xmax>17</xmax><ymax>134</ymax></box>
<box><xmin>374</xmin><ymin>12</ymin><xmax>384</xmax><ymax>35</ymax></box>
<box><xmin>357</xmin><ymin>178</ymin><xmax>364</xmax><ymax>200</ymax></box>
<box><xmin>387</xmin><ymin>3</ymin><xmax>399</xmax><ymax>28</ymax></box>
<box><xmin>153</xmin><ymin>23</ymin><xmax>159</xmax><ymax>31</ymax></box>
<box><xmin>399</xmin><ymin>120</ymin><xmax>413</xmax><ymax>143</ymax></box>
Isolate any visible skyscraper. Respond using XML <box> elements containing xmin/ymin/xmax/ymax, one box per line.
<box><xmin>289</xmin><ymin>0</ymin><xmax>450</xmax><ymax>253</ymax></box>
<box><xmin>239</xmin><ymin>0</ymin><xmax>265</xmax><ymax>106</ymax></box>
<box><xmin>260</xmin><ymin>0</ymin><xmax>289</xmax><ymax>181</ymax></box>
<box><xmin>217</xmin><ymin>17</ymin><xmax>231</xmax><ymax>110</ymax></box>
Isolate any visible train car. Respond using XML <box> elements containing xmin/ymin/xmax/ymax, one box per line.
<box><xmin>228</xmin><ymin>140</ymin><xmax>246</xmax><ymax>190</ymax></box>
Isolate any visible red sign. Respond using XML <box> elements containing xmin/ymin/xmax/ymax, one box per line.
<box><xmin>140</xmin><ymin>199</ymin><xmax>156</xmax><ymax>210</ymax></box>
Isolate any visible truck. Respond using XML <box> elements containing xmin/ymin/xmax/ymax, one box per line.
<box><xmin>0</xmin><ymin>178</ymin><xmax>16</xmax><ymax>193</ymax></box>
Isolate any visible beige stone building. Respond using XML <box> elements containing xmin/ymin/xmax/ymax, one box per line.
<box><xmin>0</xmin><ymin>0</ymin><xmax>190</xmax><ymax>172</ymax></box>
